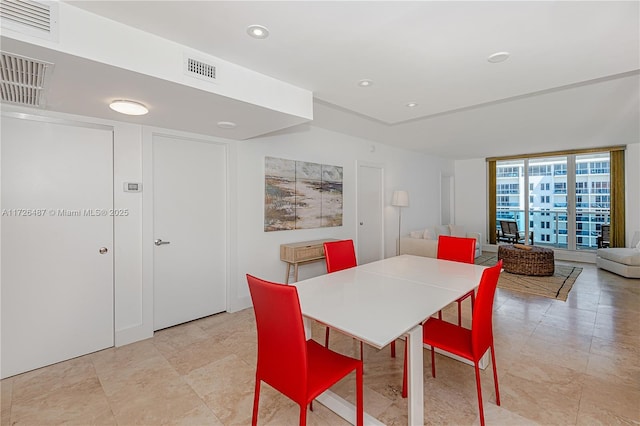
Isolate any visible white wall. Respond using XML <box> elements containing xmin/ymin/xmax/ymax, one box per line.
<box><xmin>455</xmin><ymin>143</ymin><xmax>640</xmax><ymax>255</ymax></box>
<box><xmin>454</xmin><ymin>159</ymin><xmax>488</xmax><ymax>243</ymax></box>
<box><xmin>112</xmin><ymin>124</ymin><xmax>145</xmax><ymax>345</ymax></box>
<box><xmin>233</xmin><ymin>124</ymin><xmax>453</xmax><ymax>309</ymax></box>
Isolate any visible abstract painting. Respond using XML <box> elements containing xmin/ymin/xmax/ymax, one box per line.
<box><xmin>264</xmin><ymin>156</ymin><xmax>343</xmax><ymax>231</ymax></box>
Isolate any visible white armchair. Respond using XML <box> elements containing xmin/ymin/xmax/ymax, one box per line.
<box><xmin>596</xmin><ymin>231</ymin><xmax>640</xmax><ymax>278</ymax></box>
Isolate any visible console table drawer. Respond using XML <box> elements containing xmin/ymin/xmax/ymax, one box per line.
<box><xmin>280</xmin><ymin>239</ymin><xmax>339</xmax><ymax>283</ymax></box>
<box><xmin>281</xmin><ymin>244</ymin><xmax>325</xmax><ymax>263</ymax></box>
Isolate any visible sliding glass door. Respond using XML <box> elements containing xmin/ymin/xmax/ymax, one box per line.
<box><xmin>495</xmin><ymin>151</ymin><xmax>610</xmax><ymax>250</ymax></box>
<box><xmin>528</xmin><ymin>156</ymin><xmax>568</xmax><ymax>248</ymax></box>
<box><xmin>575</xmin><ymin>153</ymin><xmax>610</xmax><ymax>249</ymax></box>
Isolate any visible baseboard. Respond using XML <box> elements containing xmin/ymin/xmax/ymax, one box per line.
<box><xmin>115</xmin><ymin>323</ymin><xmax>153</xmax><ymax>347</ymax></box>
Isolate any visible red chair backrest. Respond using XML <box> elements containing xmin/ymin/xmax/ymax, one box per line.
<box><xmin>324</xmin><ymin>239</ymin><xmax>357</xmax><ymax>273</ymax></box>
<box><xmin>471</xmin><ymin>260</ymin><xmax>503</xmax><ymax>358</ymax></box>
<box><xmin>246</xmin><ymin>274</ymin><xmax>308</xmax><ymax>402</ymax></box>
<box><xmin>437</xmin><ymin>235</ymin><xmax>476</xmax><ymax>264</ymax></box>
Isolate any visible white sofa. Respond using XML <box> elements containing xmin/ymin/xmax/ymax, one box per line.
<box><xmin>399</xmin><ymin>224</ymin><xmax>482</xmax><ymax>258</ymax></box>
<box><xmin>596</xmin><ymin>231</ymin><xmax>640</xmax><ymax>278</ymax></box>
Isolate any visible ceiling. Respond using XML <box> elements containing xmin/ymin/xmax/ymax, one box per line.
<box><xmin>6</xmin><ymin>1</ymin><xmax>640</xmax><ymax>159</ymax></box>
<box><xmin>0</xmin><ymin>36</ymin><xmax>309</xmax><ymax>140</ymax></box>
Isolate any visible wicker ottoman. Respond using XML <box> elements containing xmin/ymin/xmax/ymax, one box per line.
<box><xmin>498</xmin><ymin>244</ymin><xmax>555</xmax><ymax>276</ymax></box>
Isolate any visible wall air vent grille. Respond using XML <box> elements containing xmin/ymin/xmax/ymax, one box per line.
<box><xmin>0</xmin><ymin>51</ymin><xmax>53</xmax><ymax>107</ymax></box>
<box><xmin>1</xmin><ymin>0</ymin><xmax>52</xmax><ymax>34</ymax></box>
<box><xmin>185</xmin><ymin>57</ymin><xmax>217</xmax><ymax>82</ymax></box>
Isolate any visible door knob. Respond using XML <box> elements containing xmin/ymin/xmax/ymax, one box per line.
<box><xmin>360</xmin><ymin>222</ymin><xmax>364</xmax><ymax>225</ymax></box>
<box><xmin>154</xmin><ymin>239</ymin><xmax>171</xmax><ymax>246</ymax></box>
<box><xmin>99</xmin><ymin>247</ymin><xmax>108</xmax><ymax>254</ymax></box>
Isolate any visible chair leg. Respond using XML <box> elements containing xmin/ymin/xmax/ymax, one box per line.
<box><xmin>360</xmin><ymin>341</ymin><xmax>364</xmax><ymax>360</ymax></box>
<box><xmin>324</xmin><ymin>327</ymin><xmax>330</xmax><ymax>348</ymax></box>
<box><xmin>391</xmin><ymin>340</ymin><xmax>396</xmax><ymax>358</ymax></box>
<box><xmin>431</xmin><ymin>345</ymin><xmax>436</xmax><ymax>378</ymax></box>
<box><xmin>356</xmin><ymin>364</ymin><xmax>364</xmax><ymax>426</ymax></box>
<box><xmin>437</xmin><ymin>310</ymin><xmax>442</xmax><ymax>320</ymax></box>
<box><xmin>401</xmin><ymin>343</ymin><xmax>407</xmax><ymax>398</ymax></box>
<box><xmin>252</xmin><ymin>378</ymin><xmax>261</xmax><ymax>426</ymax></box>
<box><xmin>474</xmin><ymin>362</ymin><xmax>485</xmax><ymax>426</ymax></box>
<box><xmin>299</xmin><ymin>403</ymin><xmax>307</xmax><ymax>426</ymax></box>
<box><xmin>491</xmin><ymin>344</ymin><xmax>501</xmax><ymax>406</ymax></box>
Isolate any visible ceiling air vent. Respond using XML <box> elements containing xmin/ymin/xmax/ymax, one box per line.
<box><xmin>0</xmin><ymin>0</ymin><xmax>58</xmax><ymax>40</ymax></box>
<box><xmin>184</xmin><ymin>55</ymin><xmax>217</xmax><ymax>83</ymax></box>
<box><xmin>0</xmin><ymin>51</ymin><xmax>53</xmax><ymax>107</ymax></box>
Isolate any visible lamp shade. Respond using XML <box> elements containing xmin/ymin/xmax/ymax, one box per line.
<box><xmin>392</xmin><ymin>190</ymin><xmax>409</xmax><ymax>207</ymax></box>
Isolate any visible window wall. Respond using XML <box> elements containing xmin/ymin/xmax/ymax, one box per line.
<box><xmin>489</xmin><ymin>148</ymin><xmax>624</xmax><ymax>250</ymax></box>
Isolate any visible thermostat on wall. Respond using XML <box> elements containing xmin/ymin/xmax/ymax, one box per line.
<box><xmin>123</xmin><ymin>182</ymin><xmax>142</xmax><ymax>192</ymax></box>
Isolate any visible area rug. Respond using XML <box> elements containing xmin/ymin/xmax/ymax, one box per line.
<box><xmin>475</xmin><ymin>253</ymin><xmax>581</xmax><ymax>301</ymax></box>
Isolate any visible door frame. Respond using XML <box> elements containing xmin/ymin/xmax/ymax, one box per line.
<box><xmin>355</xmin><ymin>161</ymin><xmax>385</xmax><ymax>261</ymax></box>
<box><xmin>440</xmin><ymin>174</ymin><xmax>454</xmax><ymax>225</ymax></box>
<box><xmin>142</xmin><ymin>127</ymin><xmax>232</xmax><ymax>335</ymax></box>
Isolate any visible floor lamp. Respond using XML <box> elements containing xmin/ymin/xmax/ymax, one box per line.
<box><xmin>392</xmin><ymin>190</ymin><xmax>409</xmax><ymax>256</ymax></box>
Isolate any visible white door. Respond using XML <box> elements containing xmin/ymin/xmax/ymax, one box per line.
<box><xmin>357</xmin><ymin>163</ymin><xmax>384</xmax><ymax>264</ymax></box>
<box><xmin>153</xmin><ymin>135</ymin><xmax>227</xmax><ymax>330</ymax></box>
<box><xmin>1</xmin><ymin>115</ymin><xmax>114</xmax><ymax>379</ymax></box>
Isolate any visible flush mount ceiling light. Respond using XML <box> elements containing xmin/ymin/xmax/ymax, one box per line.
<box><xmin>487</xmin><ymin>52</ymin><xmax>510</xmax><ymax>63</ymax></box>
<box><xmin>217</xmin><ymin>121</ymin><xmax>237</xmax><ymax>129</ymax></box>
<box><xmin>247</xmin><ymin>25</ymin><xmax>269</xmax><ymax>39</ymax></box>
<box><xmin>358</xmin><ymin>79</ymin><xmax>373</xmax><ymax>87</ymax></box>
<box><xmin>109</xmin><ymin>100</ymin><xmax>148</xmax><ymax>115</ymax></box>
<box><xmin>406</xmin><ymin>102</ymin><xmax>418</xmax><ymax>108</ymax></box>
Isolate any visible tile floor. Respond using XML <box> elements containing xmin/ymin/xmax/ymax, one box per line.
<box><xmin>1</xmin><ymin>259</ymin><xmax>639</xmax><ymax>425</ymax></box>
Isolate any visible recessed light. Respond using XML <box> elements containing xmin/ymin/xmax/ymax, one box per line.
<box><xmin>488</xmin><ymin>52</ymin><xmax>510</xmax><ymax>63</ymax></box>
<box><xmin>406</xmin><ymin>102</ymin><xmax>418</xmax><ymax>108</ymax></box>
<box><xmin>358</xmin><ymin>79</ymin><xmax>373</xmax><ymax>87</ymax></box>
<box><xmin>109</xmin><ymin>100</ymin><xmax>148</xmax><ymax>115</ymax></box>
<box><xmin>217</xmin><ymin>121</ymin><xmax>237</xmax><ymax>129</ymax></box>
<box><xmin>247</xmin><ymin>25</ymin><xmax>269</xmax><ymax>39</ymax></box>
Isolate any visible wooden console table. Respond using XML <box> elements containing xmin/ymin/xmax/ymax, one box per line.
<box><xmin>280</xmin><ymin>239</ymin><xmax>338</xmax><ymax>283</ymax></box>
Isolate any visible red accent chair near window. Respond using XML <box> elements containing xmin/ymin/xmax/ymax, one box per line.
<box><xmin>247</xmin><ymin>274</ymin><xmax>363</xmax><ymax>426</ymax></box>
<box><xmin>402</xmin><ymin>261</ymin><xmax>503</xmax><ymax>426</ymax></box>
<box><xmin>323</xmin><ymin>240</ymin><xmax>397</xmax><ymax>359</ymax></box>
<box><xmin>436</xmin><ymin>235</ymin><xmax>477</xmax><ymax>326</ymax></box>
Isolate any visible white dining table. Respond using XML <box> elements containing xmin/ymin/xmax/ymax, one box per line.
<box><xmin>294</xmin><ymin>254</ymin><xmax>488</xmax><ymax>426</ymax></box>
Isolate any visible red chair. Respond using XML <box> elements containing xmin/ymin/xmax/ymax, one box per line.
<box><xmin>323</xmin><ymin>240</ymin><xmax>397</xmax><ymax>359</ymax></box>
<box><xmin>436</xmin><ymin>235</ymin><xmax>477</xmax><ymax>326</ymax></box>
<box><xmin>402</xmin><ymin>261</ymin><xmax>503</xmax><ymax>426</ymax></box>
<box><xmin>324</xmin><ymin>239</ymin><xmax>357</xmax><ymax>274</ymax></box>
<box><xmin>247</xmin><ymin>274</ymin><xmax>363</xmax><ymax>426</ymax></box>
<box><xmin>400</xmin><ymin>235</ymin><xmax>478</xmax><ymax>398</ymax></box>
